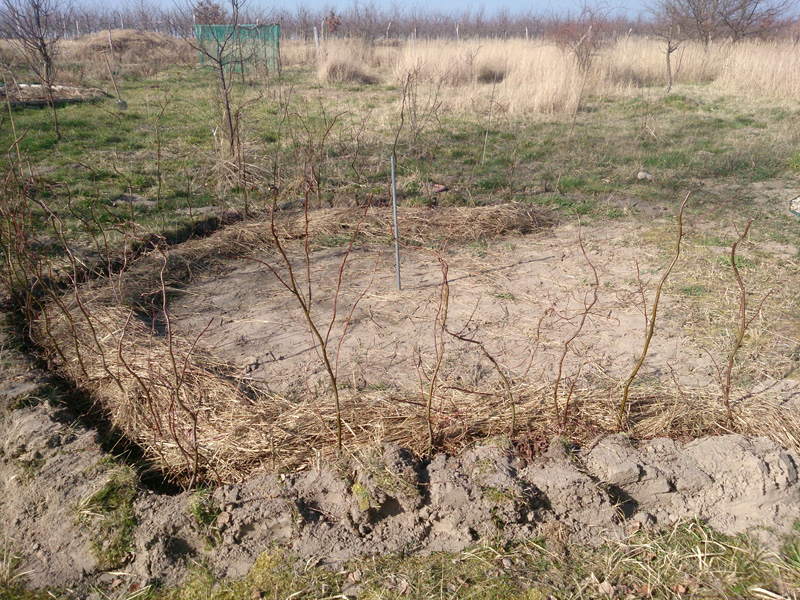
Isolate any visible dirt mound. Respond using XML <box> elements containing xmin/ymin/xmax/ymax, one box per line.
<box><xmin>66</xmin><ymin>30</ymin><xmax>194</xmax><ymax>69</ymax></box>
<box><xmin>186</xmin><ymin>434</ymin><xmax>800</xmax><ymax>581</ymax></box>
<box><xmin>74</xmin><ymin>29</ymin><xmax>181</xmax><ymax>56</ymax></box>
<box><xmin>0</xmin><ymin>402</ymin><xmax>111</xmax><ymax>588</ymax></box>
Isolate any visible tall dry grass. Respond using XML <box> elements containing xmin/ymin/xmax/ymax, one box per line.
<box><xmin>53</xmin><ymin>31</ymin><xmax>800</xmax><ymax>110</ymax></box>
<box><xmin>317</xmin><ymin>39</ymin><xmax>379</xmax><ymax>84</ymax></box>
<box><xmin>303</xmin><ymin>36</ymin><xmax>800</xmax><ymax>114</ymax></box>
<box><xmin>714</xmin><ymin>40</ymin><xmax>800</xmax><ymax>99</ymax></box>
<box><xmin>599</xmin><ymin>37</ymin><xmax>721</xmax><ymax>86</ymax></box>
<box><xmin>62</xmin><ymin>29</ymin><xmax>195</xmax><ymax>79</ymax></box>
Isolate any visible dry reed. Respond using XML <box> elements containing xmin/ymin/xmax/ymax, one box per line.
<box><xmin>317</xmin><ymin>40</ymin><xmax>379</xmax><ymax>84</ymax></box>
<box><xmin>300</xmin><ymin>36</ymin><xmax>800</xmax><ymax>115</ymax></box>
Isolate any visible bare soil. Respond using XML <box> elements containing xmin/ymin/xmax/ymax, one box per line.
<box><xmin>3</xmin><ymin>386</ymin><xmax>800</xmax><ymax>592</ymax></box>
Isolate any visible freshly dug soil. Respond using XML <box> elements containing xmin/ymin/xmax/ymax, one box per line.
<box><xmin>2</xmin><ymin>378</ymin><xmax>800</xmax><ymax>592</ymax></box>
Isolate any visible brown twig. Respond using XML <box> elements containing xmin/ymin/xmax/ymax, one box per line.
<box><xmin>617</xmin><ymin>192</ymin><xmax>690</xmax><ymax>431</ymax></box>
<box><xmin>552</xmin><ymin>212</ymin><xmax>599</xmax><ymax>429</ymax></box>
<box><xmin>722</xmin><ymin>218</ymin><xmax>772</xmax><ymax>427</ymax></box>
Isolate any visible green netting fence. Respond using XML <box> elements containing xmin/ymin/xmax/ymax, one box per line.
<box><xmin>193</xmin><ymin>24</ymin><xmax>280</xmax><ymax>73</ymax></box>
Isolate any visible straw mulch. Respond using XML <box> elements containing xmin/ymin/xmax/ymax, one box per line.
<box><xmin>0</xmin><ymin>83</ymin><xmax>106</xmax><ymax>106</ymax></box>
<box><xmin>280</xmin><ymin>204</ymin><xmax>554</xmax><ymax>245</ymax></box>
<box><xmin>34</xmin><ymin>282</ymin><xmax>800</xmax><ymax>484</ymax></box>
<box><xmin>29</xmin><ymin>204</ymin><xmax>553</xmax><ymax>483</ymax></box>
<box><xmin>95</xmin><ymin>203</ymin><xmax>551</xmax><ymax>308</ymax></box>
<box><xmin>32</xmin><ymin>292</ymin><xmax>528</xmax><ymax>481</ymax></box>
<box><xmin>29</xmin><ymin>203</ymin><xmax>800</xmax><ymax>483</ymax></box>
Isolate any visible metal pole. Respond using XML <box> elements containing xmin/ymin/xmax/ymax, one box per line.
<box><xmin>391</xmin><ymin>154</ymin><xmax>401</xmax><ymax>291</ymax></box>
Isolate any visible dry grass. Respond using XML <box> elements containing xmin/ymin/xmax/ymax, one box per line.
<box><xmin>317</xmin><ymin>40</ymin><xmax>379</xmax><ymax>84</ymax></box>
<box><xmin>28</xmin><ymin>204</ymin><xmax>800</xmax><ymax>483</ymax></box>
<box><xmin>714</xmin><ymin>39</ymin><xmax>800</xmax><ymax>99</ymax></box>
<box><xmin>279</xmin><ymin>39</ymin><xmax>318</xmax><ymax>67</ymax></box>
<box><xmin>293</xmin><ymin>204</ymin><xmax>552</xmax><ymax>245</ymax></box>
<box><xmin>318</xmin><ymin>57</ymin><xmax>378</xmax><ymax>85</ymax></box>
<box><xmin>146</xmin><ymin>519</ymin><xmax>800</xmax><ymax>599</ymax></box>
<box><xmin>47</xmin><ymin>32</ymin><xmax>800</xmax><ymax>112</ymax></box>
<box><xmin>599</xmin><ymin>37</ymin><xmax>721</xmax><ymax>86</ymax></box>
<box><xmin>62</xmin><ymin>29</ymin><xmax>195</xmax><ymax>77</ymax></box>
<box><xmin>297</xmin><ymin>36</ymin><xmax>800</xmax><ymax>115</ymax></box>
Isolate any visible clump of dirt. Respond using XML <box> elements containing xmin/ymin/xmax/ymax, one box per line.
<box><xmin>4</xmin><ymin>389</ymin><xmax>800</xmax><ymax>591</ymax></box>
<box><xmin>0</xmin><ymin>401</ymin><xmax>111</xmax><ymax>588</ymax></box>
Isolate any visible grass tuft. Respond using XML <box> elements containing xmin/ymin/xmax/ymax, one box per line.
<box><xmin>76</xmin><ymin>465</ymin><xmax>138</xmax><ymax>570</ymax></box>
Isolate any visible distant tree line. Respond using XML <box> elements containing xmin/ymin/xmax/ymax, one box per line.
<box><xmin>0</xmin><ymin>0</ymin><xmax>797</xmax><ymax>43</ymax></box>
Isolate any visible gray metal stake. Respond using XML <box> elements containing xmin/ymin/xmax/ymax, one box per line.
<box><xmin>391</xmin><ymin>154</ymin><xmax>401</xmax><ymax>290</ymax></box>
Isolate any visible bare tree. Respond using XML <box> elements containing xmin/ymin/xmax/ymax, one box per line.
<box><xmin>0</xmin><ymin>0</ymin><xmax>70</xmax><ymax>139</ymax></box>
<box><xmin>717</xmin><ymin>0</ymin><xmax>797</xmax><ymax>40</ymax></box>
<box><xmin>293</xmin><ymin>5</ymin><xmax>313</xmax><ymax>41</ymax></box>
<box><xmin>675</xmin><ymin>0</ymin><xmax>721</xmax><ymax>44</ymax></box>
<box><xmin>178</xmin><ymin>0</ymin><xmax>243</xmax><ymax>153</ymax></box>
<box><xmin>194</xmin><ymin>0</ymin><xmax>227</xmax><ymax>25</ymax></box>
<box><xmin>651</xmin><ymin>0</ymin><xmax>690</xmax><ymax>91</ymax></box>
<box><xmin>653</xmin><ymin>0</ymin><xmax>795</xmax><ymax>46</ymax></box>
<box><xmin>548</xmin><ymin>1</ymin><xmax>612</xmax><ymax>71</ymax></box>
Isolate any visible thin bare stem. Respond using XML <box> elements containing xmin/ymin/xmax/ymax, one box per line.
<box><xmin>722</xmin><ymin>218</ymin><xmax>772</xmax><ymax>427</ymax></box>
<box><xmin>428</xmin><ymin>253</ymin><xmax>450</xmax><ymax>450</ymax></box>
<box><xmin>617</xmin><ymin>192</ymin><xmax>690</xmax><ymax>431</ymax></box>
<box><xmin>552</xmin><ymin>212</ymin><xmax>598</xmax><ymax>429</ymax></box>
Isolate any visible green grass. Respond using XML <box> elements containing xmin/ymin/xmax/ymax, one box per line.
<box><xmin>3</xmin><ymin>522</ymin><xmax>793</xmax><ymax>600</ymax></box>
<box><xmin>187</xmin><ymin>487</ymin><xmax>221</xmax><ymax>548</ymax></box>
<box><xmin>494</xmin><ymin>291</ymin><xmax>516</xmax><ymax>300</ymax></box>
<box><xmin>783</xmin><ymin>522</ymin><xmax>800</xmax><ymax>572</ymax></box>
<box><xmin>470</xmin><ymin>239</ymin><xmax>490</xmax><ymax>257</ymax></box>
<box><xmin>1</xmin><ymin>60</ymin><xmax>797</xmax><ymax>250</ymax></box>
<box><xmin>679</xmin><ymin>283</ymin><xmax>709</xmax><ymax>297</ymax></box>
<box><xmin>188</xmin><ymin>487</ymin><xmax>220</xmax><ymax>528</ymax></box>
<box><xmin>75</xmin><ymin>465</ymin><xmax>138</xmax><ymax>570</ymax></box>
